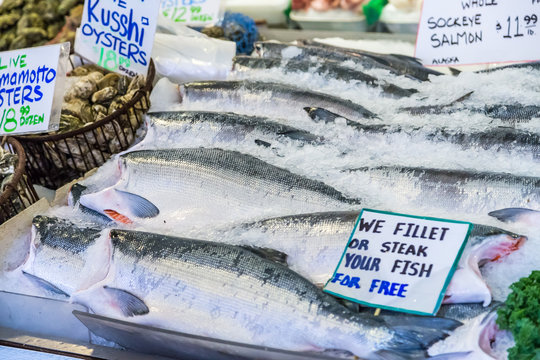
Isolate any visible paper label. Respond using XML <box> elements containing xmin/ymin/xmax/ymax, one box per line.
<box><xmin>75</xmin><ymin>0</ymin><xmax>160</xmax><ymax>76</ymax></box>
<box><xmin>416</xmin><ymin>0</ymin><xmax>540</xmax><ymax>66</ymax></box>
<box><xmin>160</xmin><ymin>0</ymin><xmax>221</xmax><ymax>25</ymax></box>
<box><xmin>323</xmin><ymin>209</ymin><xmax>472</xmax><ymax>315</ymax></box>
<box><xmin>0</xmin><ymin>43</ymin><xmax>69</xmax><ymax>136</ymax></box>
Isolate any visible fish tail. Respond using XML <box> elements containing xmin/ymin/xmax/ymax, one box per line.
<box><xmin>383</xmin><ymin>314</ymin><xmax>461</xmax><ymax>352</ymax></box>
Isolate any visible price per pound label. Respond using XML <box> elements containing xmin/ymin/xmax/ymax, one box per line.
<box><xmin>160</xmin><ymin>0</ymin><xmax>221</xmax><ymax>25</ymax></box>
<box><xmin>416</xmin><ymin>0</ymin><xmax>540</xmax><ymax>66</ymax></box>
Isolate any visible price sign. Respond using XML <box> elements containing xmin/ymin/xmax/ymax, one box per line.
<box><xmin>75</xmin><ymin>0</ymin><xmax>160</xmax><ymax>77</ymax></box>
<box><xmin>0</xmin><ymin>43</ymin><xmax>69</xmax><ymax>136</ymax></box>
<box><xmin>416</xmin><ymin>0</ymin><xmax>540</xmax><ymax>66</ymax></box>
<box><xmin>323</xmin><ymin>209</ymin><xmax>472</xmax><ymax>316</ymax></box>
<box><xmin>160</xmin><ymin>0</ymin><xmax>221</xmax><ymax>25</ymax></box>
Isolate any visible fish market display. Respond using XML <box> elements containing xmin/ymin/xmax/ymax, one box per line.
<box><xmin>2</xmin><ymin>35</ymin><xmax>539</xmax><ymax>360</ymax></box>
<box><xmin>79</xmin><ymin>148</ymin><xmax>362</xmax><ymax>228</ymax></box>
<box><xmin>18</xmin><ymin>221</ymin><xmax>461</xmax><ymax>358</ymax></box>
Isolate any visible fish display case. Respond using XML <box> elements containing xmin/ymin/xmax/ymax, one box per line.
<box><xmin>11</xmin><ymin>58</ymin><xmax>155</xmax><ymax>190</ymax></box>
<box><xmin>0</xmin><ymin>137</ymin><xmax>39</xmax><ymax>225</ymax></box>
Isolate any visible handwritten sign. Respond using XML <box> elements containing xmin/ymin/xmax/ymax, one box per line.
<box><xmin>323</xmin><ymin>209</ymin><xmax>472</xmax><ymax>315</ymax></box>
<box><xmin>75</xmin><ymin>0</ymin><xmax>160</xmax><ymax>76</ymax></box>
<box><xmin>160</xmin><ymin>0</ymin><xmax>222</xmax><ymax>25</ymax></box>
<box><xmin>0</xmin><ymin>43</ymin><xmax>69</xmax><ymax>136</ymax></box>
<box><xmin>416</xmin><ymin>0</ymin><xmax>540</xmax><ymax>66</ymax></box>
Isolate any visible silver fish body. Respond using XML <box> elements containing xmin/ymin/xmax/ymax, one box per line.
<box><xmin>306</xmin><ymin>107</ymin><xmax>540</xmax><ymax>159</ymax></box>
<box><xmin>299</xmin><ymin>39</ymin><xmax>443</xmax><ymax>81</ymax></box>
<box><xmin>178</xmin><ymin>80</ymin><xmax>378</xmax><ymax>123</ymax></box>
<box><xmin>253</xmin><ymin>41</ymin><xmax>395</xmax><ymax>74</ymax></box>
<box><xmin>345</xmin><ymin>166</ymin><xmax>540</xmax><ymax>214</ymax></box>
<box><xmin>232</xmin><ymin>56</ymin><xmax>417</xmax><ymax>98</ymax></box>
<box><xmin>79</xmin><ymin>148</ymin><xmax>362</xmax><ymax>228</ymax></box>
<box><xmin>70</xmin><ymin>229</ymin><xmax>458</xmax><ymax>358</ymax></box>
<box><xmin>144</xmin><ymin>111</ymin><xmax>323</xmax><ymax>147</ymax></box>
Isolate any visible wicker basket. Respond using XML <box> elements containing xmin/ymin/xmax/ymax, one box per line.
<box><xmin>0</xmin><ymin>138</ymin><xmax>40</xmax><ymax>224</ymax></box>
<box><xmin>13</xmin><ymin>60</ymin><xmax>156</xmax><ymax>190</ymax></box>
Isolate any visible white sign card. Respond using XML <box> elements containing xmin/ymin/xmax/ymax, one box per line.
<box><xmin>323</xmin><ymin>209</ymin><xmax>472</xmax><ymax>315</ymax></box>
<box><xmin>75</xmin><ymin>0</ymin><xmax>160</xmax><ymax>77</ymax></box>
<box><xmin>160</xmin><ymin>0</ymin><xmax>222</xmax><ymax>26</ymax></box>
<box><xmin>416</xmin><ymin>0</ymin><xmax>540</xmax><ymax>66</ymax></box>
<box><xmin>0</xmin><ymin>43</ymin><xmax>70</xmax><ymax>136</ymax></box>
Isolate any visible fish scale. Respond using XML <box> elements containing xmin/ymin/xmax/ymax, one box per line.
<box><xmin>79</xmin><ymin>148</ymin><xmax>362</xmax><ymax>229</ymax></box>
<box><xmin>179</xmin><ymin>80</ymin><xmax>378</xmax><ymax>123</ymax></box>
<box><xmin>71</xmin><ymin>229</ymin><xmax>456</xmax><ymax>358</ymax></box>
<box><xmin>346</xmin><ymin>166</ymin><xmax>540</xmax><ymax>214</ymax></box>
<box><xmin>17</xmin><ymin>219</ymin><xmax>460</xmax><ymax>357</ymax></box>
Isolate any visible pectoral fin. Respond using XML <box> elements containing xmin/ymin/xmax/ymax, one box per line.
<box><xmin>22</xmin><ymin>271</ymin><xmax>70</xmax><ymax>298</ymax></box>
<box><xmin>114</xmin><ymin>189</ymin><xmax>159</xmax><ymax>218</ymax></box>
<box><xmin>239</xmin><ymin>246</ymin><xmax>288</xmax><ymax>266</ymax></box>
<box><xmin>103</xmin><ymin>286</ymin><xmax>149</xmax><ymax>317</ymax></box>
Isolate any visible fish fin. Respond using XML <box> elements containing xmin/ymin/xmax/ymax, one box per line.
<box><xmin>448</xmin><ymin>67</ymin><xmax>462</xmax><ymax>76</ymax></box>
<box><xmin>386</xmin><ymin>315</ymin><xmax>462</xmax><ymax>352</ymax></box>
<box><xmin>22</xmin><ymin>271</ymin><xmax>70</xmax><ymax>298</ymax></box>
<box><xmin>114</xmin><ymin>189</ymin><xmax>159</xmax><ymax>218</ymax></box>
<box><xmin>254</xmin><ymin>139</ymin><xmax>272</xmax><ymax>148</ymax></box>
<box><xmin>68</xmin><ymin>183</ymin><xmax>87</xmax><ymax>206</ymax></box>
<box><xmin>238</xmin><ymin>246</ymin><xmax>288</xmax><ymax>266</ymax></box>
<box><xmin>381</xmin><ymin>313</ymin><xmax>461</xmax><ymax>336</ymax></box>
<box><xmin>407</xmin><ymin>88</ymin><xmax>419</xmax><ymax>94</ymax></box>
<box><xmin>488</xmin><ymin>207</ymin><xmax>538</xmax><ymax>223</ymax></box>
<box><xmin>449</xmin><ymin>91</ymin><xmax>474</xmax><ymax>105</ymax></box>
<box><xmin>103</xmin><ymin>286</ymin><xmax>149</xmax><ymax>317</ymax></box>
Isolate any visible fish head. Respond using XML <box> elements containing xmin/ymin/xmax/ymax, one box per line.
<box><xmin>472</xmin><ymin>233</ymin><xmax>526</xmax><ymax>268</ymax></box>
<box><xmin>444</xmin><ymin>232</ymin><xmax>525</xmax><ymax>306</ymax></box>
<box><xmin>80</xmin><ymin>187</ymin><xmax>159</xmax><ymax>225</ymax></box>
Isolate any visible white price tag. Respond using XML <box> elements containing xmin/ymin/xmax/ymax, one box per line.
<box><xmin>0</xmin><ymin>43</ymin><xmax>70</xmax><ymax>136</ymax></box>
<box><xmin>160</xmin><ymin>0</ymin><xmax>222</xmax><ymax>26</ymax></box>
<box><xmin>75</xmin><ymin>0</ymin><xmax>160</xmax><ymax>77</ymax></box>
<box><xmin>416</xmin><ymin>0</ymin><xmax>540</xmax><ymax>66</ymax></box>
<box><xmin>323</xmin><ymin>209</ymin><xmax>472</xmax><ymax>315</ymax></box>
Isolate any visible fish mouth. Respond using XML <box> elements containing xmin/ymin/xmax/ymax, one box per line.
<box><xmin>487</xmin><ymin>235</ymin><xmax>526</xmax><ymax>262</ymax></box>
<box><xmin>104</xmin><ymin>210</ymin><xmax>133</xmax><ymax>224</ymax></box>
